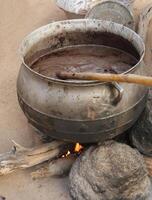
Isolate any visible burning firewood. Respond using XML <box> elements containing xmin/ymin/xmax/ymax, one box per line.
<box><xmin>0</xmin><ymin>140</ymin><xmax>74</xmax><ymax>175</ymax></box>
<box><xmin>31</xmin><ymin>143</ymin><xmax>83</xmax><ymax>179</ymax></box>
<box><xmin>31</xmin><ymin>154</ymin><xmax>77</xmax><ymax>179</ymax></box>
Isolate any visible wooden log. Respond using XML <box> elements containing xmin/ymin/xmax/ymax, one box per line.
<box><xmin>57</xmin><ymin>72</ymin><xmax>152</xmax><ymax>86</ymax></box>
<box><xmin>31</xmin><ymin>154</ymin><xmax>77</xmax><ymax>179</ymax></box>
<box><xmin>0</xmin><ymin>140</ymin><xmax>73</xmax><ymax>175</ymax></box>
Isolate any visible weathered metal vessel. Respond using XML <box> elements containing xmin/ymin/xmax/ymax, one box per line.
<box><xmin>17</xmin><ymin>19</ymin><xmax>147</xmax><ymax>143</ymax></box>
<box><xmin>56</xmin><ymin>0</ymin><xmax>135</xmax><ymax>22</ymax></box>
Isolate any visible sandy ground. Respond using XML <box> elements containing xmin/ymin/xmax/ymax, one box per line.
<box><xmin>0</xmin><ymin>0</ymin><xmax>151</xmax><ymax>199</ymax></box>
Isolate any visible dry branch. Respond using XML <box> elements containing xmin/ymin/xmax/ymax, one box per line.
<box><xmin>0</xmin><ymin>140</ymin><xmax>73</xmax><ymax>175</ymax></box>
<box><xmin>31</xmin><ymin>154</ymin><xmax>77</xmax><ymax>179</ymax></box>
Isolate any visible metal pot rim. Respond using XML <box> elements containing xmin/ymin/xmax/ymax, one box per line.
<box><xmin>19</xmin><ymin>19</ymin><xmax>145</xmax><ymax>85</ymax></box>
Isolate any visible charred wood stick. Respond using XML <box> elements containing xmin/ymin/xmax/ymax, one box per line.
<box><xmin>0</xmin><ymin>140</ymin><xmax>73</xmax><ymax>175</ymax></box>
<box><xmin>57</xmin><ymin>72</ymin><xmax>152</xmax><ymax>86</ymax></box>
<box><xmin>31</xmin><ymin>154</ymin><xmax>77</xmax><ymax>179</ymax></box>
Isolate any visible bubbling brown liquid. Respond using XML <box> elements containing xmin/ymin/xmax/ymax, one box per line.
<box><xmin>30</xmin><ymin>45</ymin><xmax>138</xmax><ymax>79</ymax></box>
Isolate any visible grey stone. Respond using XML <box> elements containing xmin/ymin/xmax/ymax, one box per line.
<box><xmin>130</xmin><ymin>89</ymin><xmax>152</xmax><ymax>156</ymax></box>
<box><xmin>69</xmin><ymin>141</ymin><xmax>151</xmax><ymax>200</ymax></box>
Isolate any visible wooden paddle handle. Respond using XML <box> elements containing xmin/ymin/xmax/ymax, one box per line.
<box><xmin>57</xmin><ymin>72</ymin><xmax>152</xmax><ymax>86</ymax></box>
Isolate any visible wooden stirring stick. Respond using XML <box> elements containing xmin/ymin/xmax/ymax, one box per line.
<box><xmin>57</xmin><ymin>72</ymin><xmax>152</xmax><ymax>86</ymax></box>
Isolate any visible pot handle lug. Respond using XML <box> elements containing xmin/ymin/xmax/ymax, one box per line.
<box><xmin>111</xmin><ymin>82</ymin><xmax>124</xmax><ymax>105</ymax></box>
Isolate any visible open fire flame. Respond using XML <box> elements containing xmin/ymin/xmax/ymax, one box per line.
<box><xmin>74</xmin><ymin>143</ymin><xmax>83</xmax><ymax>152</ymax></box>
<box><xmin>62</xmin><ymin>143</ymin><xmax>83</xmax><ymax>157</ymax></box>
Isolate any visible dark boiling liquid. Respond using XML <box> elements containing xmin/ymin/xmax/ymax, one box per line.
<box><xmin>31</xmin><ymin>45</ymin><xmax>138</xmax><ymax>79</ymax></box>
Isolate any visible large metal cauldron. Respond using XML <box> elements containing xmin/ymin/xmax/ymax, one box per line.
<box><xmin>17</xmin><ymin>19</ymin><xmax>147</xmax><ymax>143</ymax></box>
